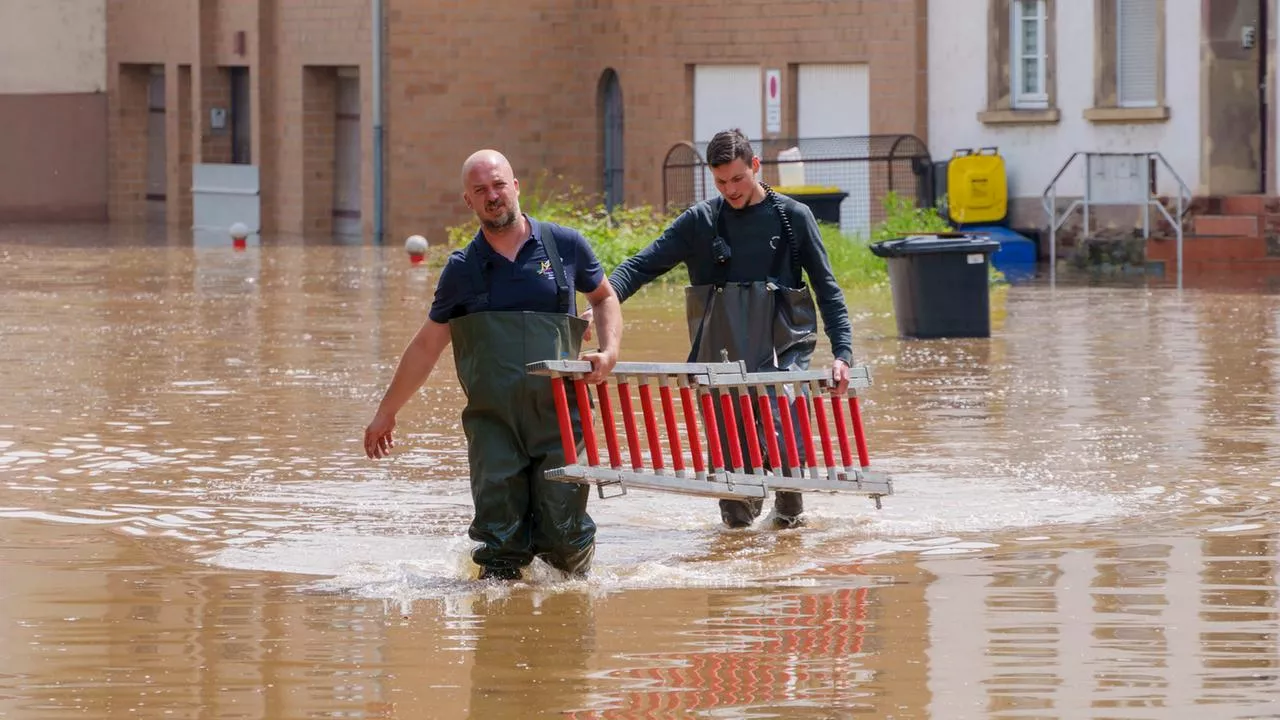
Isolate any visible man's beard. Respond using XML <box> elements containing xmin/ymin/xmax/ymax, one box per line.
<box><xmin>481</xmin><ymin>205</ymin><xmax>517</xmax><ymax>231</ymax></box>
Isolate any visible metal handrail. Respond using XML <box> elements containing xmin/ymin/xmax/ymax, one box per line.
<box><xmin>1042</xmin><ymin>151</ymin><xmax>1191</xmax><ymax>288</ymax></box>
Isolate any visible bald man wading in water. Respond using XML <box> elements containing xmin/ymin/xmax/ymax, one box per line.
<box><xmin>364</xmin><ymin>150</ymin><xmax>622</xmax><ymax>581</ymax></box>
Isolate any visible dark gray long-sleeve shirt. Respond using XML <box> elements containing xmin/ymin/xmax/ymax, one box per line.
<box><xmin>609</xmin><ymin>193</ymin><xmax>853</xmax><ymax>364</ymax></box>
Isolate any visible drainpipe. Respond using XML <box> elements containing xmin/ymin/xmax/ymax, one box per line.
<box><xmin>372</xmin><ymin>0</ymin><xmax>385</xmax><ymax>243</ymax></box>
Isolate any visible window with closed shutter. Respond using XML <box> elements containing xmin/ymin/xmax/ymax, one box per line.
<box><xmin>1117</xmin><ymin>0</ymin><xmax>1159</xmax><ymax>107</ymax></box>
<box><xmin>1011</xmin><ymin>0</ymin><xmax>1048</xmax><ymax>109</ymax></box>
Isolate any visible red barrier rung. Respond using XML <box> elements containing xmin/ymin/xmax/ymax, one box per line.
<box><xmin>596</xmin><ymin>381</ymin><xmax>622</xmax><ymax>469</ymax></box>
<box><xmin>850</xmin><ymin>395</ymin><xmax>871</xmax><ymax>469</ymax></box>
<box><xmin>794</xmin><ymin>394</ymin><xmax>818</xmax><ymax>470</ymax></box>
<box><xmin>739</xmin><ymin>390</ymin><xmax>763</xmax><ymax>472</ymax></box>
<box><xmin>775</xmin><ymin>389</ymin><xmax>800</xmax><ymax>475</ymax></box>
<box><xmin>617</xmin><ymin>381</ymin><xmax>644</xmax><ymax>471</ymax></box>
<box><xmin>573</xmin><ymin>379</ymin><xmax>599</xmax><ymax>467</ymax></box>
<box><xmin>659</xmin><ymin>383</ymin><xmax>685</xmax><ymax>473</ymax></box>
<box><xmin>757</xmin><ymin>387</ymin><xmax>781</xmax><ymax>472</ymax></box>
<box><xmin>699</xmin><ymin>389</ymin><xmax>725</xmax><ymax>472</ymax></box>
<box><xmin>719</xmin><ymin>390</ymin><xmax>743</xmax><ymax>472</ymax></box>
<box><xmin>811</xmin><ymin>384</ymin><xmax>835</xmax><ymax>471</ymax></box>
<box><xmin>638</xmin><ymin>383</ymin><xmax>664</xmax><ymax>471</ymax></box>
<box><xmin>550</xmin><ymin>376</ymin><xmax>577</xmax><ymax>464</ymax></box>
<box><xmin>830</xmin><ymin>389</ymin><xmax>854</xmax><ymax>471</ymax></box>
<box><xmin>680</xmin><ymin>384</ymin><xmax>705</xmax><ymax>476</ymax></box>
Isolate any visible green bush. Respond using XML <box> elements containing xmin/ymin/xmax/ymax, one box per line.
<box><xmin>872</xmin><ymin>191</ymin><xmax>954</xmax><ymax>242</ymax></box>
<box><xmin>439</xmin><ymin>187</ymin><xmax>960</xmax><ymax>290</ymax></box>
<box><xmin>438</xmin><ymin>182</ymin><xmax>688</xmax><ymax>282</ymax></box>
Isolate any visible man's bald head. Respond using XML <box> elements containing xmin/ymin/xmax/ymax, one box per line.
<box><xmin>461</xmin><ymin>150</ymin><xmax>513</xmax><ymax>188</ymax></box>
<box><xmin>461</xmin><ymin>149</ymin><xmax>521</xmax><ymax>232</ymax></box>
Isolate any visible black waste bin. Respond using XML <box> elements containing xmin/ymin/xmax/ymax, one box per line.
<box><xmin>870</xmin><ymin>233</ymin><xmax>1001</xmax><ymax>339</ymax></box>
<box><xmin>787</xmin><ymin>191</ymin><xmax>848</xmax><ymax>225</ymax></box>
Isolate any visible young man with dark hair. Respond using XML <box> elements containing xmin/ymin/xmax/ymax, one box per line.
<box><xmin>602</xmin><ymin>128</ymin><xmax>854</xmax><ymax>529</ymax></box>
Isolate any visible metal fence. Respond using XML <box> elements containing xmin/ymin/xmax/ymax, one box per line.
<box><xmin>662</xmin><ymin>135</ymin><xmax>934</xmax><ymax>237</ymax></box>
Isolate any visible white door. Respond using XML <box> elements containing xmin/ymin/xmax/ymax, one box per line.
<box><xmin>798</xmin><ymin>64</ymin><xmax>871</xmax><ymax>235</ymax></box>
<box><xmin>693</xmin><ymin>65</ymin><xmax>761</xmax><ymax>202</ymax></box>
<box><xmin>333</xmin><ymin>70</ymin><xmax>362</xmax><ymax>238</ymax></box>
<box><xmin>146</xmin><ymin>67</ymin><xmax>166</xmax><ymax>223</ymax></box>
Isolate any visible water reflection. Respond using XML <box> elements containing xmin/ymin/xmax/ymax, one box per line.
<box><xmin>3</xmin><ymin>231</ymin><xmax>1280</xmax><ymax>716</ymax></box>
<box><xmin>925</xmin><ymin>531</ymin><xmax>1280</xmax><ymax>718</ymax></box>
<box><xmin>467</xmin><ymin>591</ymin><xmax>597</xmax><ymax>718</ymax></box>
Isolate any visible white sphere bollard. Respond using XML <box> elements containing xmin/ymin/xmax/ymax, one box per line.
<box><xmin>229</xmin><ymin>222</ymin><xmax>249</xmax><ymax>249</ymax></box>
<box><xmin>405</xmin><ymin>234</ymin><xmax>428</xmax><ymax>264</ymax></box>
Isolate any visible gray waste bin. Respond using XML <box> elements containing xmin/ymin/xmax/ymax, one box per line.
<box><xmin>870</xmin><ymin>233</ymin><xmax>1001</xmax><ymax>338</ymax></box>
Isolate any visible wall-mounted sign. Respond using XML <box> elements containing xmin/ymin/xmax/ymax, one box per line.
<box><xmin>765</xmin><ymin>69</ymin><xmax>782</xmax><ymax>134</ymax></box>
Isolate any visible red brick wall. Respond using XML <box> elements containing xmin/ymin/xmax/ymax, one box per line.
<box><xmin>106</xmin><ymin>0</ymin><xmax>371</xmax><ymax>234</ymax></box>
<box><xmin>169</xmin><ymin>65</ymin><xmax>194</xmax><ymax>228</ymax></box>
<box><xmin>272</xmin><ymin>0</ymin><xmax>371</xmax><ymax>235</ymax></box>
<box><xmin>302</xmin><ymin>66</ymin><xmax>337</xmax><ymax>235</ymax></box>
<box><xmin>107</xmin><ymin>64</ymin><xmax>149</xmax><ymax>223</ymax></box>
<box><xmin>107</xmin><ymin>0</ymin><xmax>194</xmax><ymax>65</ymax></box>
<box><xmin>107</xmin><ymin>0</ymin><xmax>925</xmax><ymax>240</ymax></box>
<box><xmin>386</xmin><ymin>0</ymin><xmax>928</xmax><ymax>242</ymax></box>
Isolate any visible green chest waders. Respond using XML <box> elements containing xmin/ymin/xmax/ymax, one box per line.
<box><xmin>448</xmin><ymin>226</ymin><xmax>595</xmax><ymax>577</ymax></box>
<box><xmin>684</xmin><ymin>191</ymin><xmax>819</xmax><ymax>527</ymax></box>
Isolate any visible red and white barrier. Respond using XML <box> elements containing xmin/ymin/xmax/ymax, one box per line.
<box><xmin>526</xmin><ymin>360</ymin><xmax>892</xmax><ymax>508</ymax></box>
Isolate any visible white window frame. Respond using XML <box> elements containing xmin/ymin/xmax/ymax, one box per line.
<box><xmin>1011</xmin><ymin>0</ymin><xmax>1049</xmax><ymax>109</ymax></box>
<box><xmin>1116</xmin><ymin>0</ymin><xmax>1159</xmax><ymax>108</ymax></box>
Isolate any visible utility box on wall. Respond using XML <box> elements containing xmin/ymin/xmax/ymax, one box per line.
<box><xmin>192</xmin><ymin>163</ymin><xmax>260</xmax><ymax>239</ymax></box>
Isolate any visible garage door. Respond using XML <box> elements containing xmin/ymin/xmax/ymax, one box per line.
<box><xmin>798</xmin><ymin>64</ymin><xmax>871</xmax><ymax>235</ymax></box>
<box><xmin>693</xmin><ymin>65</ymin><xmax>761</xmax><ymax>202</ymax></box>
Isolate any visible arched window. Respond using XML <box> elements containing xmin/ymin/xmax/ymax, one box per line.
<box><xmin>598</xmin><ymin>69</ymin><xmax>625</xmax><ymax>212</ymax></box>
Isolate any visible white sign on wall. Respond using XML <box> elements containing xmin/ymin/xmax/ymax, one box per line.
<box><xmin>765</xmin><ymin>68</ymin><xmax>782</xmax><ymax>134</ymax></box>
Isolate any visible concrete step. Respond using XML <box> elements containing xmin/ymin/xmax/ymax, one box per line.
<box><xmin>1217</xmin><ymin>194</ymin><xmax>1279</xmax><ymax>216</ymax></box>
<box><xmin>1148</xmin><ymin>257</ymin><xmax>1280</xmax><ymax>289</ymax></box>
<box><xmin>1193</xmin><ymin>214</ymin><xmax>1259</xmax><ymax>236</ymax></box>
<box><xmin>1146</xmin><ymin>235</ymin><xmax>1272</xmax><ymax>263</ymax></box>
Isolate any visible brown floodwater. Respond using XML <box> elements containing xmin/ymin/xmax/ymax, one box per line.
<box><xmin>2</xmin><ymin>224</ymin><xmax>1279</xmax><ymax>719</ymax></box>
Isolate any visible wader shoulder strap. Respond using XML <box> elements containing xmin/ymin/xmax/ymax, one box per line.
<box><xmin>762</xmin><ymin>183</ymin><xmax>802</xmax><ymax>285</ymax></box>
<box><xmin>462</xmin><ymin>241</ymin><xmax>490</xmax><ymax>310</ymax></box>
<box><xmin>533</xmin><ymin>220</ymin><xmax>572</xmax><ymax>315</ymax></box>
<box><xmin>710</xmin><ymin>197</ymin><xmax>731</xmax><ymax>288</ymax></box>
<box><xmin>692</xmin><ymin>198</ymin><xmax>729</xmax><ymax>361</ymax></box>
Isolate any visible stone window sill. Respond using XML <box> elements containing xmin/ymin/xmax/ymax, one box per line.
<box><xmin>978</xmin><ymin>108</ymin><xmax>1062</xmax><ymax>125</ymax></box>
<box><xmin>1084</xmin><ymin>106</ymin><xmax>1170</xmax><ymax>123</ymax></box>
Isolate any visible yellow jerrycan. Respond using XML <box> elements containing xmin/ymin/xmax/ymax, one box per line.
<box><xmin>947</xmin><ymin>147</ymin><xmax>1007</xmax><ymax>225</ymax></box>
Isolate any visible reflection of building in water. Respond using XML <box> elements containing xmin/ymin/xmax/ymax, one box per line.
<box><xmin>1193</xmin><ymin>294</ymin><xmax>1279</xmax><ymax>465</ymax></box>
<box><xmin>565</xmin><ymin>587</ymin><xmax>868</xmax><ymax>718</ymax></box>
<box><xmin>98</xmin><ymin>568</ymin><xmax>397</xmax><ymax>718</ymax></box>
<box><xmin>924</xmin><ymin>533</ymin><xmax>1279</xmax><ymax>717</ymax></box>
<box><xmin>558</xmin><ymin>559</ymin><xmax>935</xmax><ymax>718</ymax></box>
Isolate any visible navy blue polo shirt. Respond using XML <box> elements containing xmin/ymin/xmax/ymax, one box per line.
<box><xmin>429</xmin><ymin>217</ymin><xmax>605</xmax><ymax>323</ymax></box>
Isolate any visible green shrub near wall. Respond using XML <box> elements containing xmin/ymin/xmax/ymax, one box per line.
<box><xmin>438</xmin><ymin>188</ymin><xmax>955</xmax><ymax>290</ymax></box>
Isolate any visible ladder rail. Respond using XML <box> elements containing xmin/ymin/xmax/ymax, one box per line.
<box><xmin>528</xmin><ymin>359</ymin><xmax>890</xmax><ymax>506</ymax></box>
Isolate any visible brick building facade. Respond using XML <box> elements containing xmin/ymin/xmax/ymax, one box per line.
<box><xmin>104</xmin><ymin>0</ymin><xmax>928</xmax><ymax>242</ymax></box>
<box><xmin>107</xmin><ymin>0</ymin><xmax>374</xmax><ymax>233</ymax></box>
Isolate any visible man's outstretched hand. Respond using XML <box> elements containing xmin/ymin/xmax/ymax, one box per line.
<box><xmin>364</xmin><ymin>412</ymin><xmax>397</xmax><ymax>459</ymax></box>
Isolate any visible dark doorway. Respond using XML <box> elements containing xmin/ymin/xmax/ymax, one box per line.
<box><xmin>229</xmin><ymin>66</ymin><xmax>251</xmax><ymax>164</ymax></box>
